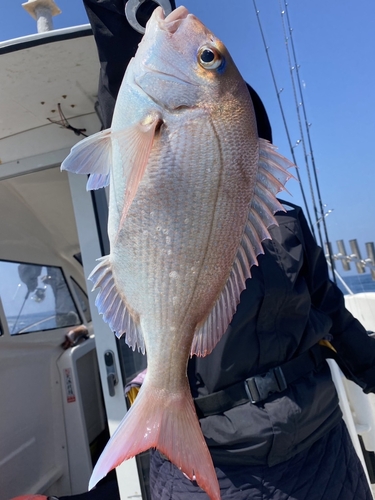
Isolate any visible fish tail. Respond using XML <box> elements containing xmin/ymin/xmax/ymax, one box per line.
<box><xmin>89</xmin><ymin>381</ymin><xmax>221</xmax><ymax>500</ymax></box>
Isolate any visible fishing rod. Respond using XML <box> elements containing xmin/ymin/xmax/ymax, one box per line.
<box><xmin>11</xmin><ymin>290</ymin><xmax>30</xmax><ymax>334</ymax></box>
<box><xmin>251</xmin><ymin>0</ymin><xmax>316</xmax><ymax>239</ymax></box>
<box><xmin>252</xmin><ymin>0</ymin><xmax>337</xmax><ymax>282</ymax></box>
<box><xmin>280</xmin><ymin>0</ymin><xmax>336</xmax><ymax>280</ymax></box>
<box><xmin>277</xmin><ymin>0</ymin><xmax>321</xmax><ymax>242</ymax></box>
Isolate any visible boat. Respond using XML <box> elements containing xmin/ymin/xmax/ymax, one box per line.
<box><xmin>0</xmin><ymin>17</ymin><xmax>145</xmax><ymax>499</ymax></box>
<box><xmin>0</xmin><ymin>2</ymin><xmax>374</xmax><ymax>500</ymax></box>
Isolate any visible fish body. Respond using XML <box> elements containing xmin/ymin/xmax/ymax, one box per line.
<box><xmin>62</xmin><ymin>6</ymin><xmax>293</xmax><ymax>499</ymax></box>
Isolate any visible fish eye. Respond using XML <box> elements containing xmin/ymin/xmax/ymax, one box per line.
<box><xmin>198</xmin><ymin>46</ymin><xmax>223</xmax><ymax>70</ymax></box>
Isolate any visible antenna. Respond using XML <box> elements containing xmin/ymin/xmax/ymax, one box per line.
<box><xmin>22</xmin><ymin>0</ymin><xmax>61</xmax><ymax>33</ymax></box>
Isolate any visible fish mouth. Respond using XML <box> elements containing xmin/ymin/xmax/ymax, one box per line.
<box><xmin>136</xmin><ymin>5</ymin><xmax>200</xmax><ymax>108</ymax></box>
<box><xmin>153</xmin><ymin>5</ymin><xmax>190</xmax><ymax>34</ymax></box>
<box><xmin>138</xmin><ymin>6</ymin><xmax>198</xmax><ymax>95</ymax></box>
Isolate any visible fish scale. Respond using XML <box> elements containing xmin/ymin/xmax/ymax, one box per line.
<box><xmin>125</xmin><ymin>129</ymin><xmax>231</xmax><ymax>310</ymax></box>
<box><xmin>62</xmin><ymin>6</ymin><xmax>294</xmax><ymax>499</ymax></box>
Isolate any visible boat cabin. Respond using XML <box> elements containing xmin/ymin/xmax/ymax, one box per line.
<box><xmin>0</xmin><ymin>25</ymin><xmax>147</xmax><ymax>499</ymax></box>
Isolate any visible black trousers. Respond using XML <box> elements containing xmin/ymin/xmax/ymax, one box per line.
<box><xmin>149</xmin><ymin>421</ymin><xmax>372</xmax><ymax>500</ymax></box>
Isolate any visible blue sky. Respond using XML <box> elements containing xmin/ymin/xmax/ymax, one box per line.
<box><xmin>1</xmin><ymin>0</ymin><xmax>374</xmax><ymax>277</ymax></box>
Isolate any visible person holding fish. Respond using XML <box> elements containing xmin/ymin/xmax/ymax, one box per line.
<box><xmin>61</xmin><ymin>1</ymin><xmax>375</xmax><ymax>499</ymax></box>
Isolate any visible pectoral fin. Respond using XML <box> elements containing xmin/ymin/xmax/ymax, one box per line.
<box><xmin>61</xmin><ymin>113</ymin><xmax>161</xmax><ymax>201</ymax></box>
<box><xmin>61</xmin><ymin>128</ymin><xmax>112</xmax><ymax>190</ymax></box>
<box><xmin>115</xmin><ymin>113</ymin><xmax>162</xmax><ymax>231</ymax></box>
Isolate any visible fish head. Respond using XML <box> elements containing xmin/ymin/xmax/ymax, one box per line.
<box><xmin>131</xmin><ymin>6</ymin><xmax>250</xmax><ymax>112</ymax></box>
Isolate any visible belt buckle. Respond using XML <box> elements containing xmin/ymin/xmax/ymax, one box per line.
<box><xmin>244</xmin><ymin>366</ymin><xmax>287</xmax><ymax>404</ymax></box>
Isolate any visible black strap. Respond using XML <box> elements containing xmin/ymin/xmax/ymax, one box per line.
<box><xmin>194</xmin><ymin>343</ymin><xmax>332</xmax><ymax>417</ymax></box>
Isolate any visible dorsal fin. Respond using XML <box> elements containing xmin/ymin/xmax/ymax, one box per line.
<box><xmin>190</xmin><ymin>139</ymin><xmax>294</xmax><ymax>357</ymax></box>
<box><xmin>88</xmin><ymin>256</ymin><xmax>145</xmax><ymax>354</ymax></box>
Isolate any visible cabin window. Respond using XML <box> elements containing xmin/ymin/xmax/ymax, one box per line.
<box><xmin>0</xmin><ymin>260</ymin><xmax>81</xmax><ymax>335</ymax></box>
<box><xmin>71</xmin><ymin>277</ymin><xmax>92</xmax><ymax>323</ymax></box>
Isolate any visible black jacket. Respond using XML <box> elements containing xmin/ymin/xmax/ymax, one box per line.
<box><xmin>188</xmin><ymin>202</ymin><xmax>375</xmax><ymax>467</ymax></box>
<box><xmin>83</xmin><ymin>0</ymin><xmax>375</xmax><ymax>470</ymax></box>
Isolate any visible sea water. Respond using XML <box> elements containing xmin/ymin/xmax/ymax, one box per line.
<box><xmin>340</xmin><ymin>273</ymin><xmax>375</xmax><ymax>295</ymax></box>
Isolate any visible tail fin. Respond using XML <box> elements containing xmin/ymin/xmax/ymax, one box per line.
<box><xmin>89</xmin><ymin>381</ymin><xmax>220</xmax><ymax>500</ymax></box>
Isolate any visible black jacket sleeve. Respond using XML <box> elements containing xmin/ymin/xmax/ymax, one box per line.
<box><xmin>298</xmin><ymin>205</ymin><xmax>375</xmax><ymax>393</ymax></box>
<box><xmin>83</xmin><ymin>0</ymin><xmax>176</xmax><ymax>128</ymax></box>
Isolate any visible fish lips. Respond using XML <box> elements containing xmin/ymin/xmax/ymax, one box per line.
<box><xmin>146</xmin><ymin>6</ymin><xmax>190</xmax><ymax>35</ymax></box>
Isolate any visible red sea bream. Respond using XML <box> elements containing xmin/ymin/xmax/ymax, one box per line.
<box><xmin>62</xmin><ymin>6</ymin><xmax>293</xmax><ymax>499</ymax></box>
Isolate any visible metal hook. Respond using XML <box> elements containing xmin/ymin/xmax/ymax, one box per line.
<box><xmin>125</xmin><ymin>0</ymin><xmax>173</xmax><ymax>34</ymax></box>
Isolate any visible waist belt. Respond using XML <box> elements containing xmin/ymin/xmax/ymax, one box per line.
<box><xmin>194</xmin><ymin>343</ymin><xmax>334</xmax><ymax>417</ymax></box>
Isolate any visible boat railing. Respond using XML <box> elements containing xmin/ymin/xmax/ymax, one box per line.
<box><xmin>325</xmin><ymin>239</ymin><xmax>375</xmax><ymax>281</ymax></box>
